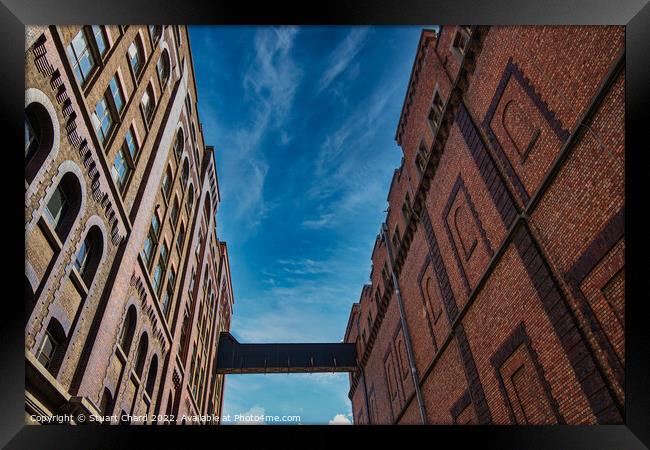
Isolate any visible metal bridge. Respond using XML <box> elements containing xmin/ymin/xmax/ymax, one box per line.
<box><xmin>215</xmin><ymin>332</ymin><xmax>358</xmax><ymax>374</ymax></box>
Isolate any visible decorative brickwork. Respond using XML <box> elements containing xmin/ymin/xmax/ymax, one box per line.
<box><xmin>345</xmin><ymin>26</ymin><xmax>624</xmax><ymax>425</ymax></box>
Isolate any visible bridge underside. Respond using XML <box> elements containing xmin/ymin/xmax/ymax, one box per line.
<box><xmin>215</xmin><ymin>332</ymin><xmax>358</xmax><ymax>374</ymax></box>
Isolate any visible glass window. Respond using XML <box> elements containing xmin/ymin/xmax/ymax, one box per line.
<box><xmin>108</xmin><ymin>75</ymin><xmax>125</xmax><ymax>114</ymax></box>
<box><xmin>160</xmin><ymin>242</ymin><xmax>169</xmax><ymax>265</ymax></box>
<box><xmin>149</xmin><ymin>25</ymin><xmax>162</xmax><ymax>42</ymax></box>
<box><xmin>111</xmin><ymin>147</ymin><xmax>131</xmax><ymax>190</ymax></box>
<box><xmin>92</xmin><ymin>25</ymin><xmax>108</xmax><ymax>57</ymax></box>
<box><xmin>141</xmin><ymin>86</ymin><xmax>155</xmax><ymax>122</ymax></box>
<box><xmin>124</xmin><ymin>128</ymin><xmax>138</xmax><ymax>160</ymax></box>
<box><xmin>177</xmin><ymin>224</ymin><xmax>185</xmax><ymax>250</ymax></box>
<box><xmin>45</xmin><ymin>185</ymin><xmax>68</xmax><ymax>228</ymax></box>
<box><xmin>151</xmin><ymin>213</ymin><xmax>161</xmax><ymax>236</ymax></box>
<box><xmin>36</xmin><ymin>330</ymin><xmax>57</xmax><ymax>369</ymax></box>
<box><xmin>66</xmin><ymin>29</ymin><xmax>96</xmax><ymax>85</ymax></box>
<box><xmin>174</xmin><ymin>130</ymin><xmax>184</xmax><ymax>159</ymax></box>
<box><xmin>157</xmin><ymin>52</ymin><xmax>170</xmax><ymax>85</ymax></box>
<box><xmin>74</xmin><ymin>234</ymin><xmax>93</xmax><ymax>274</ymax></box>
<box><xmin>170</xmin><ymin>200</ymin><xmax>179</xmax><ymax>226</ymax></box>
<box><xmin>162</xmin><ymin>169</ymin><xmax>172</xmax><ymax>199</ymax></box>
<box><xmin>142</xmin><ymin>214</ymin><xmax>160</xmax><ymax>265</ymax></box>
<box><xmin>92</xmin><ymin>96</ymin><xmax>114</xmax><ymax>144</ymax></box>
<box><xmin>128</xmin><ymin>39</ymin><xmax>143</xmax><ymax>76</ymax></box>
<box><xmin>186</xmin><ymin>188</ymin><xmax>194</xmax><ymax>212</ymax></box>
<box><xmin>162</xmin><ymin>269</ymin><xmax>176</xmax><ymax>315</ymax></box>
<box><xmin>152</xmin><ymin>263</ymin><xmax>163</xmax><ymax>293</ymax></box>
<box><xmin>453</xmin><ymin>27</ymin><xmax>471</xmax><ymax>56</ymax></box>
<box><xmin>25</xmin><ymin>112</ymin><xmax>39</xmax><ymax>158</ymax></box>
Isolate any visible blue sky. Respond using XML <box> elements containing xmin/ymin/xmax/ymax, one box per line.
<box><xmin>189</xmin><ymin>26</ymin><xmax>423</xmax><ymax>424</ymax></box>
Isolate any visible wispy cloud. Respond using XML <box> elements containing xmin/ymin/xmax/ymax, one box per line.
<box><xmin>316</xmin><ymin>27</ymin><xmax>370</xmax><ymax>93</ymax></box>
<box><xmin>217</xmin><ymin>27</ymin><xmax>302</xmax><ymax>233</ymax></box>
<box><xmin>299</xmin><ymin>79</ymin><xmax>403</xmax><ymax>231</ymax></box>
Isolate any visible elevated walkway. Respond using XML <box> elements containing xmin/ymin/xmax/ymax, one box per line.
<box><xmin>215</xmin><ymin>332</ymin><xmax>357</xmax><ymax>374</ymax></box>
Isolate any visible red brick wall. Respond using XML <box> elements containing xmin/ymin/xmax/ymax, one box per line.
<box><xmin>345</xmin><ymin>25</ymin><xmax>624</xmax><ymax>425</ymax></box>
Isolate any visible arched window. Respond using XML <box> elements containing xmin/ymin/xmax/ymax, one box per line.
<box><xmin>503</xmin><ymin>100</ymin><xmax>541</xmax><ymax>161</ymax></box>
<box><xmin>74</xmin><ymin>225</ymin><xmax>103</xmax><ymax>286</ymax></box>
<box><xmin>191</xmin><ymin>122</ymin><xmax>197</xmax><ymax>144</ymax></box>
<box><xmin>99</xmin><ymin>387</ymin><xmax>114</xmax><ymax>416</ymax></box>
<box><xmin>141</xmin><ymin>83</ymin><xmax>156</xmax><ymax>124</ymax></box>
<box><xmin>134</xmin><ymin>332</ymin><xmax>149</xmax><ymax>377</ymax></box>
<box><xmin>181</xmin><ymin>159</ymin><xmax>189</xmax><ymax>186</ymax></box>
<box><xmin>119</xmin><ymin>305</ymin><xmax>137</xmax><ymax>355</ymax></box>
<box><xmin>174</xmin><ymin>128</ymin><xmax>184</xmax><ymax>160</ymax></box>
<box><xmin>454</xmin><ymin>206</ymin><xmax>477</xmax><ymax>260</ymax></box>
<box><xmin>127</xmin><ymin>35</ymin><xmax>145</xmax><ymax>78</ymax></box>
<box><xmin>145</xmin><ymin>354</ymin><xmax>158</xmax><ymax>396</ymax></box>
<box><xmin>44</xmin><ymin>173</ymin><xmax>82</xmax><ymax>242</ymax></box>
<box><xmin>36</xmin><ymin>318</ymin><xmax>66</xmax><ymax>376</ymax></box>
<box><xmin>157</xmin><ymin>49</ymin><xmax>171</xmax><ymax>86</ymax></box>
<box><xmin>25</xmin><ymin>102</ymin><xmax>55</xmax><ymax>184</ymax></box>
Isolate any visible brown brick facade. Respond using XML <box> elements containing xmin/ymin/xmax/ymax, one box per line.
<box><xmin>345</xmin><ymin>26</ymin><xmax>625</xmax><ymax>425</ymax></box>
<box><xmin>25</xmin><ymin>25</ymin><xmax>234</xmax><ymax>425</ymax></box>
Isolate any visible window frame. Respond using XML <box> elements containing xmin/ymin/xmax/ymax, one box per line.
<box><xmin>66</xmin><ymin>27</ymin><xmax>97</xmax><ymax>87</ymax></box>
<box><xmin>450</xmin><ymin>26</ymin><xmax>472</xmax><ymax>59</ymax></box>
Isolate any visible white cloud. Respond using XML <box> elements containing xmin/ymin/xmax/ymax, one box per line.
<box><xmin>328</xmin><ymin>413</ymin><xmax>352</xmax><ymax>425</ymax></box>
<box><xmin>317</xmin><ymin>28</ymin><xmax>370</xmax><ymax>93</ymax></box>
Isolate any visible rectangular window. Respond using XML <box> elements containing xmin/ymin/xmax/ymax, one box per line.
<box><xmin>382</xmin><ymin>264</ymin><xmax>390</xmax><ymax>289</ymax></box>
<box><xmin>176</xmin><ymin>225</ymin><xmax>186</xmax><ymax>251</ymax></box>
<box><xmin>452</xmin><ymin>26</ymin><xmax>471</xmax><ymax>57</ymax></box>
<box><xmin>108</xmin><ymin>75</ymin><xmax>125</xmax><ymax>114</ymax></box>
<box><xmin>415</xmin><ymin>141</ymin><xmax>428</xmax><ymax>174</ymax></box>
<box><xmin>162</xmin><ymin>171</ymin><xmax>172</xmax><ymax>199</ymax></box>
<box><xmin>392</xmin><ymin>226</ymin><xmax>401</xmax><ymax>250</ymax></box>
<box><xmin>91</xmin><ymin>25</ymin><xmax>108</xmax><ymax>57</ymax></box>
<box><xmin>141</xmin><ymin>88</ymin><xmax>154</xmax><ymax>123</ymax></box>
<box><xmin>66</xmin><ymin>29</ymin><xmax>95</xmax><ymax>86</ymax></box>
<box><xmin>142</xmin><ymin>214</ymin><xmax>160</xmax><ymax>265</ymax></box>
<box><xmin>110</xmin><ymin>147</ymin><xmax>131</xmax><ymax>191</ymax></box>
<box><xmin>428</xmin><ymin>92</ymin><xmax>444</xmax><ymax>132</ymax></box>
<box><xmin>170</xmin><ymin>201</ymin><xmax>179</xmax><ymax>226</ymax></box>
<box><xmin>36</xmin><ymin>330</ymin><xmax>57</xmax><ymax>369</ymax></box>
<box><xmin>161</xmin><ymin>268</ymin><xmax>176</xmax><ymax>316</ymax></box>
<box><xmin>128</xmin><ymin>41</ymin><xmax>141</xmax><ymax>76</ymax></box>
<box><xmin>152</xmin><ymin>262</ymin><xmax>163</xmax><ymax>294</ymax></box>
<box><xmin>124</xmin><ymin>128</ymin><xmax>139</xmax><ymax>160</ymax></box>
<box><xmin>402</xmin><ymin>193</ymin><xmax>412</xmax><ymax>222</ymax></box>
<box><xmin>92</xmin><ymin>95</ymin><xmax>114</xmax><ymax>144</ymax></box>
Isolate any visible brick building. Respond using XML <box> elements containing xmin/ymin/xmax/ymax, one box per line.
<box><xmin>24</xmin><ymin>25</ymin><xmax>234</xmax><ymax>424</ymax></box>
<box><xmin>344</xmin><ymin>26</ymin><xmax>624</xmax><ymax>425</ymax></box>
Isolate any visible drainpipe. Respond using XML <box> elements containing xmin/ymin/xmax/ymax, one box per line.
<box><xmin>354</xmin><ymin>312</ymin><xmax>373</xmax><ymax>425</ymax></box>
<box><xmin>381</xmin><ymin>222</ymin><xmax>428</xmax><ymax>425</ymax></box>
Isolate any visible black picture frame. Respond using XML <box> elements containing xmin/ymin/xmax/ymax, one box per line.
<box><xmin>2</xmin><ymin>0</ymin><xmax>649</xmax><ymax>447</ymax></box>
